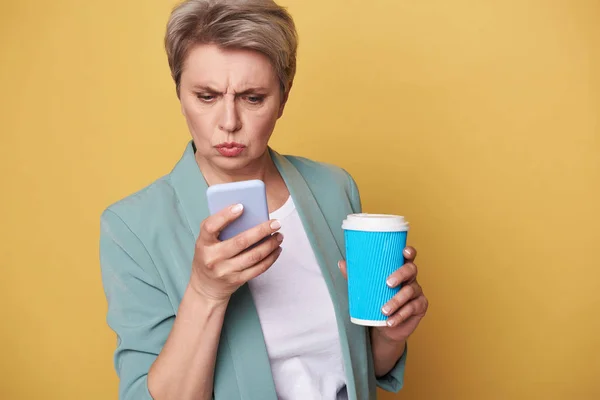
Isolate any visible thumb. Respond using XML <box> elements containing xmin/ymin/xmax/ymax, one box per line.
<box><xmin>200</xmin><ymin>203</ymin><xmax>244</xmax><ymax>243</ymax></box>
<box><xmin>337</xmin><ymin>260</ymin><xmax>348</xmax><ymax>280</ymax></box>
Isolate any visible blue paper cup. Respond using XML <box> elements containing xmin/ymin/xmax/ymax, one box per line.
<box><xmin>342</xmin><ymin>214</ymin><xmax>409</xmax><ymax>326</ymax></box>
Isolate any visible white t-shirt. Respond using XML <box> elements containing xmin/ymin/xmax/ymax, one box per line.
<box><xmin>247</xmin><ymin>196</ymin><xmax>348</xmax><ymax>400</ymax></box>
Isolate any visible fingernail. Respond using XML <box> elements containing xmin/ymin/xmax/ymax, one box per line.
<box><xmin>382</xmin><ymin>305</ymin><xmax>391</xmax><ymax>315</ymax></box>
<box><xmin>276</xmin><ymin>233</ymin><xmax>284</xmax><ymax>242</ymax></box>
<box><xmin>231</xmin><ymin>204</ymin><xmax>244</xmax><ymax>214</ymax></box>
<box><xmin>386</xmin><ymin>278</ymin><xmax>399</xmax><ymax>288</ymax></box>
<box><xmin>270</xmin><ymin>220</ymin><xmax>281</xmax><ymax>230</ymax></box>
<box><xmin>404</xmin><ymin>248</ymin><xmax>412</xmax><ymax>256</ymax></box>
<box><xmin>387</xmin><ymin>319</ymin><xmax>395</xmax><ymax>327</ymax></box>
<box><xmin>337</xmin><ymin>261</ymin><xmax>341</xmax><ymax>269</ymax></box>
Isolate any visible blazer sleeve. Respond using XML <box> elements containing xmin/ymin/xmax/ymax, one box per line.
<box><xmin>344</xmin><ymin>170</ymin><xmax>408</xmax><ymax>393</ymax></box>
<box><xmin>100</xmin><ymin>209</ymin><xmax>175</xmax><ymax>400</ymax></box>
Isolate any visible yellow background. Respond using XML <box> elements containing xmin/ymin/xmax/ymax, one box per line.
<box><xmin>1</xmin><ymin>0</ymin><xmax>599</xmax><ymax>399</ymax></box>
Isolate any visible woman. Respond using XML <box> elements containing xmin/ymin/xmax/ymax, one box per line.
<box><xmin>99</xmin><ymin>0</ymin><xmax>428</xmax><ymax>399</ymax></box>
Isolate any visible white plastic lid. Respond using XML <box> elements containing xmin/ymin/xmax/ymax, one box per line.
<box><xmin>342</xmin><ymin>213</ymin><xmax>409</xmax><ymax>232</ymax></box>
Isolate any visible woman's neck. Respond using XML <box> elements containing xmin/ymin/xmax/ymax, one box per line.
<box><xmin>196</xmin><ymin>150</ymin><xmax>276</xmax><ymax>186</ymax></box>
<box><xmin>195</xmin><ymin>149</ymin><xmax>290</xmax><ymax>212</ymax></box>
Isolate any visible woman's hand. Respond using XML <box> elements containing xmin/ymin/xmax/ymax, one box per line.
<box><xmin>338</xmin><ymin>246</ymin><xmax>428</xmax><ymax>343</ymax></box>
<box><xmin>189</xmin><ymin>203</ymin><xmax>283</xmax><ymax>304</ymax></box>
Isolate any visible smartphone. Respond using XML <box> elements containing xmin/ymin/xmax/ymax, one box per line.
<box><xmin>206</xmin><ymin>179</ymin><xmax>269</xmax><ymax>241</ymax></box>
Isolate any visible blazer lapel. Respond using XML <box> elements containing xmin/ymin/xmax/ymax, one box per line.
<box><xmin>271</xmin><ymin>149</ymin><xmax>367</xmax><ymax>400</ymax></box>
<box><xmin>170</xmin><ymin>141</ymin><xmax>277</xmax><ymax>400</ymax></box>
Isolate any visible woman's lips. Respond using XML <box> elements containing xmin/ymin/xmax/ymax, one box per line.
<box><xmin>215</xmin><ymin>143</ymin><xmax>246</xmax><ymax>157</ymax></box>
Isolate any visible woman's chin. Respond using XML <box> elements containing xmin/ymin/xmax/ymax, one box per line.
<box><xmin>212</xmin><ymin>153</ymin><xmax>253</xmax><ymax>171</ymax></box>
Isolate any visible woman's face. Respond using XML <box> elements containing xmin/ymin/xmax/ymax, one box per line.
<box><xmin>179</xmin><ymin>44</ymin><xmax>286</xmax><ymax>173</ymax></box>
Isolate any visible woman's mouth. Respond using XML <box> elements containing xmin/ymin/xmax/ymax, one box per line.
<box><xmin>215</xmin><ymin>142</ymin><xmax>246</xmax><ymax>157</ymax></box>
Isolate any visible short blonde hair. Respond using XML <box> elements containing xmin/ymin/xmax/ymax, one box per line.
<box><xmin>165</xmin><ymin>0</ymin><xmax>298</xmax><ymax>97</ymax></box>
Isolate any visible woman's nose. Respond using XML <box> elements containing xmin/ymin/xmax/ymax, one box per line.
<box><xmin>218</xmin><ymin>96</ymin><xmax>241</xmax><ymax>133</ymax></box>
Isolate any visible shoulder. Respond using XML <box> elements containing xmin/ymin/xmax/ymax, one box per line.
<box><xmin>282</xmin><ymin>154</ymin><xmax>362</xmax><ymax>213</ymax></box>
<box><xmin>283</xmin><ymin>154</ymin><xmax>356</xmax><ymax>188</ymax></box>
<box><xmin>102</xmin><ymin>175</ymin><xmax>176</xmax><ymax>223</ymax></box>
<box><xmin>100</xmin><ymin>174</ymin><xmax>186</xmax><ymax>247</ymax></box>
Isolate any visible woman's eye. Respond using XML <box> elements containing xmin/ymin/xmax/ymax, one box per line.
<box><xmin>197</xmin><ymin>94</ymin><xmax>216</xmax><ymax>102</ymax></box>
<box><xmin>245</xmin><ymin>95</ymin><xmax>264</xmax><ymax>104</ymax></box>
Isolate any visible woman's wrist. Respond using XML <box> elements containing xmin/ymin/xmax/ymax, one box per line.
<box><xmin>371</xmin><ymin>326</ymin><xmax>407</xmax><ymax>347</ymax></box>
<box><xmin>185</xmin><ymin>278</ymin><xmax>230</xmax><ymax>311</ymax></box>
<box><xmin>370</xmin><ymin>327</ymin><xmax>406</xmax><ymax>377</ymax></box>
<box><xmin>371</xmin><ymin>330</ymin><xmax>407</xmax><ymax>358</ymax></box>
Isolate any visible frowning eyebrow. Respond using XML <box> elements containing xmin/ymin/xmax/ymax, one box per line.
<box><xmin>192</xmin><ymin>85</ymin><xmax>269</xmax><ymax>95</ymax></box>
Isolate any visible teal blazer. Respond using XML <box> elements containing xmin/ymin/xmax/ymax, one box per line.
<box><xmin>100</xmin><ymin>141</ymin><xmax>406</xmax><ymax>399</ymax></box>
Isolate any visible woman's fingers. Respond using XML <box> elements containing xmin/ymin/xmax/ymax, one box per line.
<box><xmin>237</xmin><ymin>246</ymin><xmax>284</xmax><ymax>283</ymax></box>
<box><xmin>217</xmin><ymin>218</ymin><xmax>282</xmax><ymax>260</ymax></box>
<box><xmin>338</xmin><ymin>260</ymin><xmax>347</xmax><ymax>279</ymax></box>
<box><xmin>403</xmin><ymin>246</ymin><xmax>417</xmax><ymax>262</ymax></box>
<box><xmin>381</xmin><ymin>281</ymin><xmax>423</xmax><ymax>316</ymax></box>
<box><xmin>386</xmin><ymin>263</ymin><xmax>418</xmax><ymax>288</ymax></box>
<box><xmin>199</xmin><ymin>203</ymin><xmax>245</xmax><ymax>244</ymax></box>
<box><xmin>228</xmin><ymin>232</ymin><xmax>284</xmax><ymax>272</ymax></box>
<box><xmin>386</xmin><ymin>295</ymin><xmax>429</xmax><ymax>327</ymax></box>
